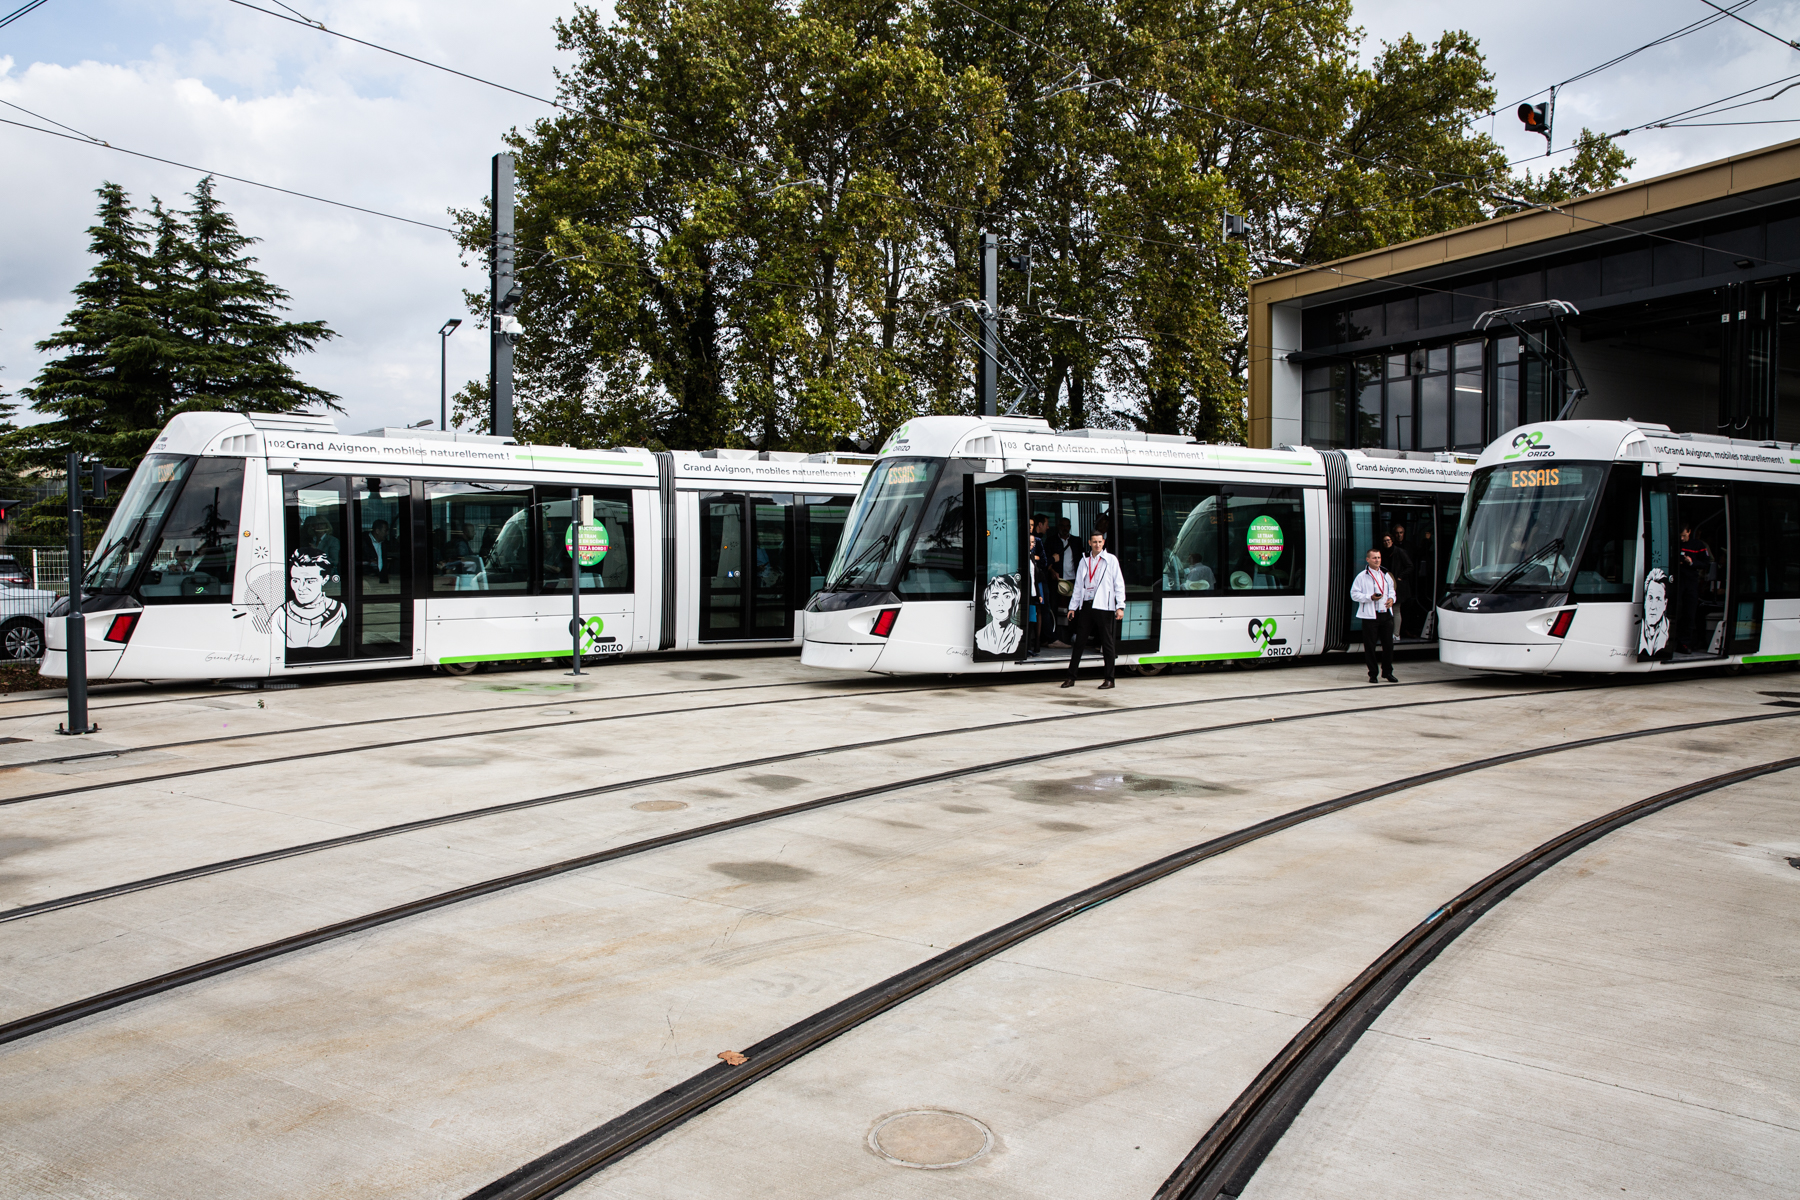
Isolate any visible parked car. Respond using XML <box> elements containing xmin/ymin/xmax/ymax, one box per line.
<box><xmin>0</xmin><ymin>555</ymin><xmax>27</xmax><ymax>587</ymax></box>
<box><xmin>0</xmin><ymin>580</ymin><xmax>55</xmax><ymax>660</ymax></box>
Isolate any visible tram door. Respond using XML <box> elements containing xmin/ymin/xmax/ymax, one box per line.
<box><xmin>1349</xmin><ymin>498</ymin><xmax>1438</xmax><ymax>642</ymax></box>
<box><xmin>699</xmin><ymin>494</ymin><xmax>794</xmax><ymax>641</ymax></box>
<box><xmin>280</xmin><ymin>475</ymin><xmax>413</xmax><ymax>664</ymax></box>
<box><xmin>1645</xmin><ymin>489</ymin><xmax>1730</xmax><ymax>659</ymax></box>
<box><xmin>973</xmin><ymin>475</ymin><xmax>1029</xmax><ymax>662</ymax></box>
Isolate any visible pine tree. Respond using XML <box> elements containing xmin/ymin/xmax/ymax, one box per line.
<box><xmin>7</xmin><ymin>179</ymin><xmax>338</xmax><ymax>481</ymax></box>
<box><xmin>171</xmin><ymin>176</ymin><xmax>339</xmax><ymax>412</ymax></box>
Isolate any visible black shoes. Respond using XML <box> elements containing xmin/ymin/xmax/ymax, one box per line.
<box><xmin>1060</xmin><ymin>679</ymin><xmax>1075</xmax><ymax>688</ymax></box>
<box><xmin>1098</xmin><ymin>680</ymin><xmax>1115</xmax><ymax>689</ymax></box>
<box><xmin>1368</xmin><ymin>675</ymin><xmax>1379</xmax><ymax>684</ymax></box>
<box><xmin>1382</xmin><ymin>673</ymin><xmax>1398</xmax><ymax>683</ymax></box>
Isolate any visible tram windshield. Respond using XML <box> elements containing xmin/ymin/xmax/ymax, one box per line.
<box><xmin>1452</xmin><ymin>463</ymin><xmax>1604</xmax><ymax>591</ymax></box>
<box><xmin>824</xmin><ymin>458</ymin><xmax>937</xmax><ymax>591</ymax></box>
<box><xmin>83</xmin><ymin>455</ymin><xmax>194</xmax><ymax>592</ymax></box>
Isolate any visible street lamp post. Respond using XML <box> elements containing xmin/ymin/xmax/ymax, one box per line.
<box><xmin>439</xmin><ymin>318</ymin><xmax>462</xmax><ymax>431</ymax></box>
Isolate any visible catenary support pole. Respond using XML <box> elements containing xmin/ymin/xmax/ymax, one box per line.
<box><xmin>568</xmin><ymin>487</ymin><xmax>584</xmax><ymax>676</ymax></box>
<box><xmin>978</xmin><ymin>230</ymin><xmax>999</xmax><ymax>417</ymax></box>
<box><xmin>490</xmin><ymin>152</ymin><xmax>516</xmax><ymax>439</ymax></box>
<box><xmin>59</xmin><ymin>451</ymin><xmax>93</xmax><ymax>735</ymax></box>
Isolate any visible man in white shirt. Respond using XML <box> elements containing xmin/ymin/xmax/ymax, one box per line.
<box><xmin>1350</xmin><ymin>546</ymin><xmax>1399</xmax><ymax>684</ymax></box>
<box><xmin>1062</xmin><ymin>532</ymin><xmax>1126</xmax><ymax>689</ymax></box>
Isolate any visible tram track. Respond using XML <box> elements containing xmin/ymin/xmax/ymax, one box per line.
<box><xmin>1153</xmin><ymin>754</ymin><xmax>1800</xmax><ymax>1200</ymax></box>
<box><xmin>0</xmin><ymin>677</ymin><xmax>1530</xmax><ymax>924</ymax></box>
<box><xmin>0</xmin><ymin>682</ymin><xmax>1620</xmax><ymax>1049</ymax></box>
<box><xmin>0</xmin><ymin>678</ymin><xmax>932</xmax><ymax>787</ymax></box>
<box><xmin>455</xmin><ymin>713</ymin><xmax>1800</xmax><ymax>1200</ymax></box>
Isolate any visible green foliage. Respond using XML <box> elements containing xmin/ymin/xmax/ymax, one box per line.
<box><xmin>458</xmin><ymin>1</ymin><xmax>1632</xmax><ymax>451</ymax></box>
<box><xmin>7</xmin><ymin>179</ymin><xmax>339</xmax><ymax>497</ymax></box>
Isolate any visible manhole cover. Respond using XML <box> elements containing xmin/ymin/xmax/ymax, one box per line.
<box><xmin>868</xmin><ymin>1110</ymin><xmax>993</xmax><ymax>1169</ymax></box>
<box><xmin>631</xmin><ymin>800</ymin><xmax>688</xmax><ymax>812</ymax></box>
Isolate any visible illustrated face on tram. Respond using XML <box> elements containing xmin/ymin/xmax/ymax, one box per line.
<box><xmin>1644</xmin><ymin>568</ymin><xmax>1668</xmax><ymax>627</ymax></box>
<box><xmin>290</xmin><ymin>557</ymin><xmax>327</xmax><ymax>606</ymax></box>
<box><xmin>983</xmin><ymin>573</ymin><xmax>1019</xmax><ymax>624</ymax></box>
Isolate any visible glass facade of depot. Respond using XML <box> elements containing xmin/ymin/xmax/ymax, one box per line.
<box><xmin>1294</xmin><ymin>193</ymin><xmax>1800</xmax><ymax>452</ymax></box>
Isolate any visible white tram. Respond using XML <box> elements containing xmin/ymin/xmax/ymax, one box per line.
<box><xmin>800</xmin><ymin>415</ymin><xmax>1472</xmax><ymax>675</ymax></box>
<box><xmin>41</xmin><ymin>411</ymin><xmax>869</xmax><ymax>681</ymax></box>
<box><xmin>1439</xmin><ymin>420</ymin><xmax>1800</xmax><ymax>674</ymax></box>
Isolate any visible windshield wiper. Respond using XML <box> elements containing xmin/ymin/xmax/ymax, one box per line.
<box><xmin>825</xmin><ymin>507</ymin><xmax>908</xmax><ymax>590</ymax></box>
<box><xmin>1485</xmin><ymin>536</ymin><xmax>1564</xmax><ymax>594</ymax></box>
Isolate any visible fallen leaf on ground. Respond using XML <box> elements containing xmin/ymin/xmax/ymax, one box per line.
<box><xmin>717</xmin><ymin>1050</ymin><xmax>748</xmax><ymax>1065</ymax></box>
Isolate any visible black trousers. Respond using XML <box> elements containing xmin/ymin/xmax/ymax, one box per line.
<box><xmin>1066</xmin><ymin>601</ymin><xmax>1118</xmax><ymax>681</ymax></box>
<box><xmin>1363</xmin><ymin>612</ymin><xmax>1394</xmax><ymax>679</ymax></box>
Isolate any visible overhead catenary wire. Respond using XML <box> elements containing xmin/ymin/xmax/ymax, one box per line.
<box><xmin>0</xmin><ymin>0</ymin><xmax>51</xmax><ymax>32</ymax></box>
<box><xmin>0</xmin><ymin>115</ymin><xmax>456</xmax><ymax>232</ymax></box>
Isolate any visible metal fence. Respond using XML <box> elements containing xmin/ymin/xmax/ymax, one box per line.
<box><xmin>27</xmin><ymin>548</ymin><xmax>69</xmax><ymax>593</ymax></box>
<box><xmin>0</xmin><ymin>548</ymin><xmax>66</xmax><ymax>662</ymax></box>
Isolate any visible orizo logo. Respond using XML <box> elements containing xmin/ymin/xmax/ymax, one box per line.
<box><xmin>1246</xmin><ymin>618</ymin><xmax>1287</xmax><ymax>649</ymax></box>
<box><xmin>1511</xmin><ymin>431</ymin><xmax>1546</xmax><ymax>449</ymax></box>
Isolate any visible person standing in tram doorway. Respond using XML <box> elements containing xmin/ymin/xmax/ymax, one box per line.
<box><xmin>1062</xmin><ymin>532</ymin><xmax>1125</xmax><ymax>689</ymax></box>
<box><xmin>1351</xmin><ymin>546</ymin><xmax>1398</xmax><ymax>684</ymax></box>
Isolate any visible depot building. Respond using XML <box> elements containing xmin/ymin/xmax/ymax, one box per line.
<box><xmin>1249</xmin><ymin>137</ymin><xmax>1800</xmax><ymax>452</ymax></box>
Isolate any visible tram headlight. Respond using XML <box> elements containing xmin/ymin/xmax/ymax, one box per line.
<box><xmin>870</xmin><ymin>608</ymin><xmax>900</xmax><ymax>638</ymax></box>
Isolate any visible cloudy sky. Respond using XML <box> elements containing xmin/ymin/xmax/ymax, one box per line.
<box><xmin>3</xmin><ymin>0</ymin><xmax>1800</xmax><ymax>437</ymax></box>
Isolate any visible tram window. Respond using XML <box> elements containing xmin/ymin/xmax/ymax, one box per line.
<box><xmin>900</xmin><ymin>465</ymin><xmax>970</xmax><ymax>600</ymax></box>
<box><xmin>84</xmin><ymin>455</ymin><xmax>192</xmax><ymax>594</ymax></box>
<box><xmin>827</xmin><ymin>458</ymin><xmax>935</xmax><ymax>593</ymax></box>
<box><xmin>536</xmin><ymin>486</ymin><xmax>633</xmax><ymax>592</ymax></box>
<box><xmin>1219</xmin><ymin>487</ymin><xmax>1305</xmax><ymax>593</ymax></box>
<box><xmin>1572</xmin><ymin>468</ymin><xmax>1638</xmax><ymax>599</ymax></box>
<box><xmin>804</xmin><ymin>499</ymin><xmax>852</xmax><ymax>592</ymax></box>
<box><xmin>426</xmin><ymin>482</ymin><xmax>532</xmax><ymax>593</ymax></box>
<box><xmin>1161</xmin><ymin>486</ymin><xmax>1223</xmax><ymax>591</ymax></box>
<box><xmin>1733</xmin><ymin>487</ymin><xmax>1800</xmax><ymax>598</ymax></box>
<box><xmin>136</xmin><ymin>457</ymin><xmax>245</xmax><ymax>603</ymax></box>
<box><xmin>282</xmin><ymin>477</ymin><xmax>348</xmax><ymax>658</ymax></box>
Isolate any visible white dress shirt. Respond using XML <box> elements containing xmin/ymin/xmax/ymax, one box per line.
<box><xmin>1350</xmin><ymin>566</ymin><xmax>1397</xmax><ymax>620</ymax></box>
<box><xmin>1068</xmin><ymin>550</ymin><xmax>1126</xmax><ymax>611</ymax></box>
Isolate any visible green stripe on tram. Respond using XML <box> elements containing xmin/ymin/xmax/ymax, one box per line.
<box><xmin>1743</xmin><ymin>651</ymin><xmax>1800</xmax><ymax>664</ymax></box>
<box><xmin>519</xmin><ymin>453</ymin><xmax>644</xmax><ymax>467</ymax></box>
<box><xmin>438</xmin><ymin>649</ymin><xmax>575</xmax><ymax>665</ymax></box>
<box><xmin>1137</xmin><ymin>651</ymin><xmax>1266</xmax><ymax>664</ymax></box>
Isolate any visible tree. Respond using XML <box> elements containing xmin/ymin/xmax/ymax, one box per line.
<box><xmin>464</xmin><ymin>1</ymin><xmax>1632</xmax><ymax>451</ymax></box>
<box><xmin>8</xmin><ymin>179</ymin><xmax>338</xmax><ymax>482</ymax></box>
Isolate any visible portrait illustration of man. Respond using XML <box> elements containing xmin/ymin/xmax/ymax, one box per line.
<box><xmin>1639</xmin><ymin>567</ymin><xmax>1670</xmax><ymax>660</ymax></box>
<box><xmin>277</xmin><ymin>550</ymin><xmax>346</xmax><ymax>649</ymax></box>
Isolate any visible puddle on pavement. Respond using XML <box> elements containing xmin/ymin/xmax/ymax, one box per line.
<box><xmin>631</xmin><ymin>799</ymin><xmax>688</xmax><ymax>812</ymax></box>
<box><xmin>860</xmin><ymin>704</ymin><xmax>916</xmax><ymax>714</ymax></box>
<box><xmin>1050</xmin><ymin>698</ymin><xmax>1118</xmax><ymax>709</ymax></box>
<box><xmin>744</xmin><ymin>773</ymin><xmax>807</xmax><ymax>791</ymax></box>
<box><xmin>1011</xmin><ymin>771</ymin><xmax>1242</xmax><ymax>807</ymax></box>
<box><xmin>940</xmin><ymin>804</ymin><xmax>988</xmax><ymax>814</ymax></box>
<box><xmin>710</xmin><ymin>860</ymin><xmax>816</xmax><ymax>883</ymax></box>
<box><xmin>672</xmin><ymin>671</ymin><xmax>740</xmax><ymax>682</ymax></box>
<box><xmin>411</xmin><ymin>754</ymin><xmax>492</xmax><ymax>768</ymax></box>
<box><xmin>1038</xmin><ymin>821</ymin><xmax>1091</xmax><ymax>832</ymax></box>
<box><xmin>457</xmin><ymin>682</ymin><xmax>595</xmax><ymax>695</ymax></box>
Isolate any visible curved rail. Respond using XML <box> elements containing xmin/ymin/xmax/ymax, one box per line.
<box><xmin>1153</xmin><ymin>754</ymin><xmax>1800</xmax><ymax>1200</ymax></box>
<box><xmin>0</xmin><ymin>685</ymin><xmax>1601</xmax><ymax>1049</ymax></box>
<box><xmin>457</xmin><ymin>712</ymin><xmax>1800</xmax><ymax>1200</ymax></box>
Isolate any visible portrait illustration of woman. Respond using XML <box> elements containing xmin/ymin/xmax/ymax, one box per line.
<box><xmin>975</xmin><ymin>572</ymin><xmax>1024</xmax><ymax>655</ymax></box>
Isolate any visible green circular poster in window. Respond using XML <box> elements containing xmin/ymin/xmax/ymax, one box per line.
<box><xmin>565</xmin><ymin>521</ymin><xmax>610</xmax><ymax>566</ymax></box>
<box><xmin>1246</xmin><ymin>514</ymin><xmax>1284</xmax><ymax>567</ymax></box>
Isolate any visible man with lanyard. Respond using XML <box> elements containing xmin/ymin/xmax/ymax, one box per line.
<box><xmin>1062</xmin><ymin>531</ymin><xmax>1125</xmax><ymax>689</ymax></box>
<box><xmin>1350</xmin><ymin>545</ymin><xmax>1399</xmax><ymax>683</ymax></box>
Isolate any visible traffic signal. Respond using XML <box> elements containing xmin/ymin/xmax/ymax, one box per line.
<box><xmin>85</xmin><ymin>459</ymin><xmax>128</xmax><ymax>502</ymax></box>
<box><xmin>1518</xmin><ymin>102</ymin><xmax>1551</xmax><ymax>141</ymax></box>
